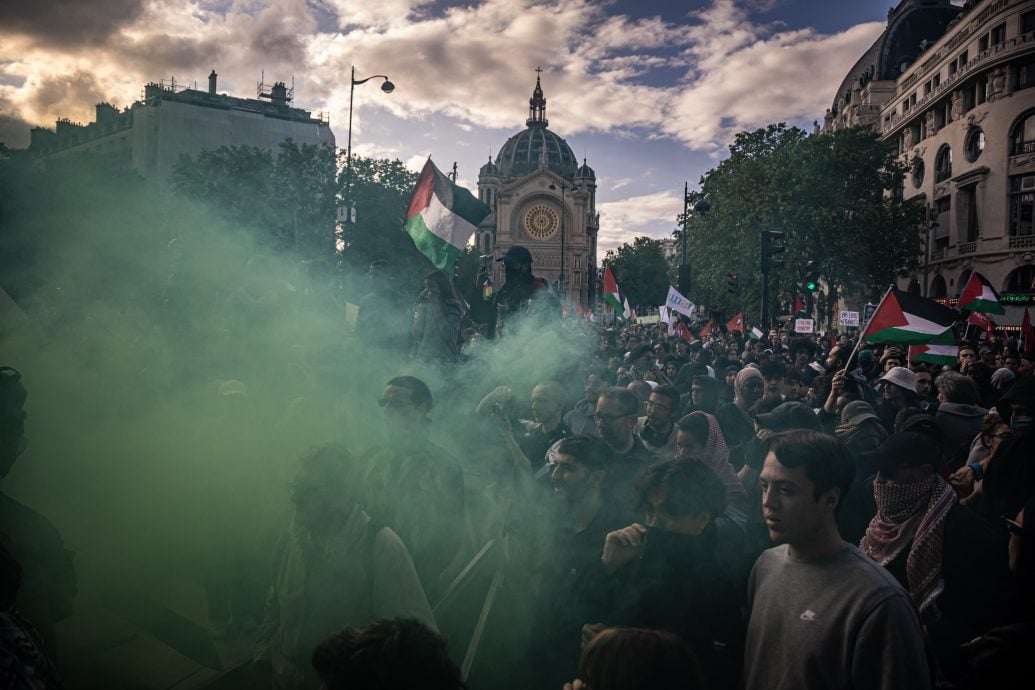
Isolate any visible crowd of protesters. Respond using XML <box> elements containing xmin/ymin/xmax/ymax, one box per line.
<box><xmin>3</xmin><ymin>249</ymin><xmax>1035</xmax><ymax>690</ymax></box>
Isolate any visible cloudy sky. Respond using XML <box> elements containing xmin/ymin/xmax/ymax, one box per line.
<box><xmin>0</xmin><ymin>0</ymin><xmax>922</xmax><ymax>250</ymax></box>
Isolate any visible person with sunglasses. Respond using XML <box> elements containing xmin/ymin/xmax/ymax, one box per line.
<box><xmin>360</xmin><ymin>376</ymin><xmax>464</xmax><ymax>594</ymax></box>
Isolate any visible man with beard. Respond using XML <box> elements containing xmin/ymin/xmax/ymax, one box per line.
<box><xmin>485</xmin><ymin>245</ymin><xmax>552</xmax><ymax>339</ymax></box>
<box><xmin>860</xmin><ymin>432</ymin><xmax>1008</xmax><ymax>684</ymax></box>
<box><xmin>595</xmin><ymin>387</ymin><xmax>655</xmax><ymax>506</ymax></box>
<box><xmin>361</xmin><ymin>377</ymin><xmax>465</xmax><ymax>592</ymax></box>
<box><xmin>526</xmin><ymin>435</ymin><xmax>627</xmax><ymax>688</ymax></box>
<box><xmin>564</xmin><ymin>370</ymin><xmax>611</xmax><ymax>437</ymax></box>
<box><xmin>634</xmin><ymin>385</ymin><xmax>680</xmax><ymax>458</ymax></box>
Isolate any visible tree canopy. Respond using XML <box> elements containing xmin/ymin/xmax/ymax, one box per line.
<box><xmin>681</xmin><ymin>124</ymin><xmax>922</xmax><ymax>325</ymax></box>
<box><xmin>604</xmin><ymin>237</ymin><xmax>671</xmax><ymax>311</ymax></box>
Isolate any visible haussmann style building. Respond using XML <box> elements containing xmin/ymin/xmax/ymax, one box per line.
<box><xmin>824</xmin><ymin>0</ymin><xmax>1035</xmax><ymax>327</ymax></box>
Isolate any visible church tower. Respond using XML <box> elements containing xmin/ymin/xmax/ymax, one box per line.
<box><xmin>477</xmin><ymin>72</ymin><xmax>599</xmax><ymax>309</ymax></box>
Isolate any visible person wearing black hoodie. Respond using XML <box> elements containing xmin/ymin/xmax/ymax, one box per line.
<box><xmin>585</xmin><ymin>459</ymin><xmax>744</xmax><ymax>690</ymax></box>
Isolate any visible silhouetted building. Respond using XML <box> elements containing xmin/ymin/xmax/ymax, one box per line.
<box><xmin>28</xmin><ymin>71</ymin><xmax>334</xmax><ymax>185</ymax></box>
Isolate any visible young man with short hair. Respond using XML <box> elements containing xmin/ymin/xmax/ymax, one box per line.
<box><xmin>744</xmin><ymin>430</ymin><xmax>931</xmax><ymax>690</ymax></box>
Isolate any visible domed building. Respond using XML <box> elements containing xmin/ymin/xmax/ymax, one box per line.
<box><xmin>476</xmin><ymin>74</ymin><xmax>599</xmax><ymax>309</ymax></box>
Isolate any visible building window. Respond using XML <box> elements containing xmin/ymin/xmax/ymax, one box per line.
<box><xmin>965</xmin><ymin>127</ymin><xmax>985</xmax><ymax>161</ymax></box>
<box><xmin>930</xmin><ymin>275</ymin><xmax>947</xmax><ymax>298</ymax></box>
<box><xmin>935</xmin><ymin>146</ymin><xmax>952</xmax><ymax>182</ymax></box>
<box><xmin>1012</xmin><ymin>111</ymin><xmax>1035</xmax><ymax>155</ymax></box>
<box><xmin>1023</xmin><ymin>11</ymin><xmax>1035</xmax><ymax>35</ymax></box>
<box><xmin>574</xmin><ymin>256</ymin><xmax>581</xmax><ymax>269</ymax></box>
<box><xmin>574</xmin><ymin>272</ymin><xmax>581</xmax><ymax>287</ymax></box>
<box><xmin>1010</xmin><ymin>175</ymin><xmax>1035</xmax><ymax>236</ymax></box>
<box><xmin>1019</xmin><ymin>58</ymin><xmax>1035</xmax><ymax>91</ymax></box>
<box><xmin>959</xmin><ymin>185</ymin><xmax>980</xmax><ymax>242</ymax></box>
<box><xmin>924</xmin><ymin>80</ymin><xmax>933</xmax><ymax>95</ymax></box>
<box><xmin>990</xmin><ymin>23</ymin><xmax>1006</xmax><ymax>47</ymax></box>
<box><xmin>1006</xmin><ymin>266</ymin><xmax>1035</xmax><ymax>293</ymax></box>
<box><xmin>912</xmin><ymin>159</ymin><xmax>925</xmax><ymax>187</ymax></box>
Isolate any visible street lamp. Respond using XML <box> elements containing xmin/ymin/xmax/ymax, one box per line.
<box><xmin>923</xmin><ymin>204</ymin><xmax>938</xmax><ymax>297</ymax></box>
<box><xmin>344</xmin><ymin>66</ymin><xmax>395</xmax><ymax>222</ymax></box>
<box><xmin>549</xmin><ymin>182</ymin><xmax>569</xmax><ymax>299</ymax></box>
<box><xmin>677</xmin><ymin>182</ymin><xmax>709</xmax><ymax>296</ymax></box>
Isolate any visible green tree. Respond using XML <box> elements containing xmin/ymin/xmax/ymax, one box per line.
<box><xmin>604</xmin><ymin>236</ymin><xmax>671</xmax><ymax>310</ymax></box>
<box><xmin>681</xmin><ymin>124</ymin><xmax>922</xmax><ymax>326</ymax></box>
<box><xmin>171</xmin><ymin>140</ymin><xmax>337</xmax><ymax>260</ymax></box>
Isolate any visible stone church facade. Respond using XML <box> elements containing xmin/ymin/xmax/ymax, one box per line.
<box><xmin>476</xmin><ymin>76</ymin><xmax>600</xmax><ymax>309</ymax></box>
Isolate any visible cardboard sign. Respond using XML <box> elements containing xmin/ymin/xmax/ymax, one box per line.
<box><xmin>839</xmin><ymin>310</ymin><xmax>860</xmax><ymax>327</ymax></box>
<box><xmin>794</xmin><ymin>318</ymin><xmax>815</xmax><ymax>333</ymax></box>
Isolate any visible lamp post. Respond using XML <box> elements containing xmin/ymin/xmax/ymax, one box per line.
<box><xmin>922</xmin><ymin>204</ymin><xmax>938</xmax><ymax>297</ymax></box>
<box><xmin>677</xmin><ymin>182</ymin><xmax>709</xmax><ymax>296</ymax></box>
<box><xmin>344</xmin><ymin>66</ymin><xmax>394</xmax><ymax>222</ymax></box>
<box><xmin>549</xmin><ymin>182</ymin><xmax>569</xmax><ymax>298</ymax></box>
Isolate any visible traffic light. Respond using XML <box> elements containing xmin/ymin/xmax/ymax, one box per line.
<box><xmin>726</xmin><ymin>273</ymin><xmax>740</xmax><ymax>295</ymax></box>
<box><xmin>805</xmin><ymin>260</ymin><xmax>821</xmax><ymax>292</ymax></box>
<box><xmin>761</xmin><ymin>230</ymin><xmax>785</xmax><ymax>271</ymax></box>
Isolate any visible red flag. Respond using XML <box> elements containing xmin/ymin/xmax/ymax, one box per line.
<box><xmin>699</xmin><ymin>320</ymin><xmax>714</xmax><ymax>337</ymax></box>
<box><xmin>674</xmin><ymin>320</ymin><xmax>693</xmax><ymax>342</ymax></box>
<box><xmin>726</xmin><ymin>312</ymin><xmax>744</xmax><ymax>333</ymax></box>
<box><xmin>968</xmin><ymin>311</ymin><xmax>994</xmax><ymax>339</ymax></box>
<box><xmin>793</xmin><ymin>296</ymin><xmax>805</xmax><ymax>315</ymax></box>
<box><xmin>1023</xmin><ymin>308</ymin><xmax>1034</xmax><ymax>357</ymax></box>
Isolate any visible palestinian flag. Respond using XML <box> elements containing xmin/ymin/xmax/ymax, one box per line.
<box><xmin>958</xmin><ymin>271</ymin><xmax>1004</xmax><ymax>315</ymax></box>
<box><xmin>749</xmin><ymin>326</ymin><xmax>764</xmax><ymax>341</ymax></box>
<box><xmin>861</xmin><ymin>288</ymin><xmax>957</xmax><ymax>345</ymax></box>
<box><xmin>908</xmin><ymin>344</ymin><xmax>959</xmax><ymax>366</ymax></box>
<box><xmin>603</xmin><ymin>266</ymin><xmax>631</xmax><ymax>322</ymax></box>
<box><xmin>699</xmin><ymin>320</ymin><xmax>714</xmax><ymax>337</ymax></box>
<box><xmin>404</xmin><ymin>159</ymin><xmax>491</xmax><ymax>271</ymax></box>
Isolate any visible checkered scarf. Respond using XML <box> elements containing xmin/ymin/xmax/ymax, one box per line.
<box><xmin>861</xmin><ymin>473</ymin><xmax>956</xmax><ymax>616</ymax></box>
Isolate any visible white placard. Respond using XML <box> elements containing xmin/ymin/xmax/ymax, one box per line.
<box><xmin>794</xmin><ymin>318</ymin><xmax>815</xmax><ymax>333</ymax></box>
<box><xmin>839</xmin><ymin>310</ymin><xmax>860</xmax><ymax>327</ymax></box>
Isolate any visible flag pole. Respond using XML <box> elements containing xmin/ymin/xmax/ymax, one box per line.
<box><xmin>844</xmin><ymin>285</ymin><xmax>893</xmax><ymax>371</ymax></box>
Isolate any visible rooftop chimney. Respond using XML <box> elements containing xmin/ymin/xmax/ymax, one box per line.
<box><xmin>208</xmin><ymin>69</ymin><xmax>217</xmax><ymax>95</ymax></box>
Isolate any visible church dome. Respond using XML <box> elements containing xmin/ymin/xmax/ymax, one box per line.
<box><xmin>495</xmin><ymin>75</ymin><xmax>577</xmax><ymax>179</ymax></box>
<box><xmin>479</xmin><ymin>156</ymin><xmax>499</xmax><ymax>178</ymax></box>
<box><xmin>496</xmin><ymin>127</ymin><xmax>577</xmax><ymax>179</ymax></box>
<box><xmin>575</xmin><ymin>158</ymin><xmax>595</xmax><ymax>180</ymax></box>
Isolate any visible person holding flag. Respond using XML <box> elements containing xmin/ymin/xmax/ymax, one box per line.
<box><xmin>485</xmin><ymin>245</ymin><xmax>553</xmax><ymax>339</ymax></box>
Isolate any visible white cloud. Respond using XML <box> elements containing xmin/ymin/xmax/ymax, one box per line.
<box><xmin>598</xmin><ymin>191</ymin><xmax>682</xmax><ymax>253</ymax></box>
<box><xmin>0</xmin><ymin>0</ymin><xmax>884</xmax><ymax>163</ymax></box>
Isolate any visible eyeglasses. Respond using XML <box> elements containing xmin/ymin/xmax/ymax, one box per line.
<box><xmin>1001</xmin><ymin>513</ymin><xmax>1025</xmax><ymax>535</ymax></box>
<box><xmin>645</xmin><ymin>400</ymin><xmax>671</xmax><ymax>412</ymax></box>
<box><xmin>594</xmin><ymin>412</ymin><xmax>634</xmax><ymax>424</ymax></box>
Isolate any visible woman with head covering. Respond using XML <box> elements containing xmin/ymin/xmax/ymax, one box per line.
<box><xmin>714</xmin><ymin>367</ymin><xmax>764</xmax><ymax>470</ymax></box>
<box><xmin>991</xmin><ymin>367</ymin><xmax>1015</xmax><ymax>394</ymax></box>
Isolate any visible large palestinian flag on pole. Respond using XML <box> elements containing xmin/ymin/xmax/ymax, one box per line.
<box><xmin>404</xmin><ymin>158</ymin><xmax>491</xmax><ymax>271</ymax></box>
<box><xmin>908</xmin><ymin>343</ymin><xmax>959</xmax><ymax>366</ymax></box>
<box><xmin>862</xmin><ymin>288</ymin><xmax>957</xmax><ymax>344</ymax></box>
<box><xmin>958</xmin><ymin>271</ymin><xmax>1005</xmax><ymax>315</ymax></box>
<box><xmin>603</xmin><ymin>265</ymin><xmax>631</xmax><ymax>322</ymax></box>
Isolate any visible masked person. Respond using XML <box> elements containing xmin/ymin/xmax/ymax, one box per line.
<box><xmin>410</xmin><ymin>270</ymin><xmax>464</xmax><ymax>364</ymax></box>
<box><xmin>861</xmin><ymin>433</ymin><xmax>1009</xmax><ymax>684</ymax></box>
<box><xmin>253</xmin><ymin>443</ymin><xmax>435</xmax><ymax>690</ymax></box>
<box><xmin>484</xmin><ymin>245</ymin><xmax>552</xmax><ymax>339</ymax></box>
<box><xmin>978</xmin><ymin>377</ymin><xmax>1035</xmax><ymax>522</ymax></box>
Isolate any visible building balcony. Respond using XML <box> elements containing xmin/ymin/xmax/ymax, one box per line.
<box><xmin>1014</xmin><ymin>139</ymin><xmax>1035</xmax><ymax>155</ymax></box>
<box><xmin>931</xmin><ymin>248</ymin><xmax>945</xmax><ymax>261</ymax></box>
<box><xmin>959</xmin><ymin>241</ymin><xmax>977</xmax><ymax>254</ymax></box>
<box><xmin>1010</xmin><ymin>235</ymin><xmax>1035</xmax><ymax>250</ymax></box>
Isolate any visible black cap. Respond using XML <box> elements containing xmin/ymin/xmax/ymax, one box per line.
<box><xmin>874</xmin><ymin>432</ymin><xmax>940</xmax><ymax>477</ymax></box>
<box><xmin>756</xmin><ymin>401</ymin><xmax>821</xmax><ymax>433</ymax></box>
<box><xmin>497</xmin><ymin>245</ymin><xmax>533</xmax><ymax>264</ymax></box>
